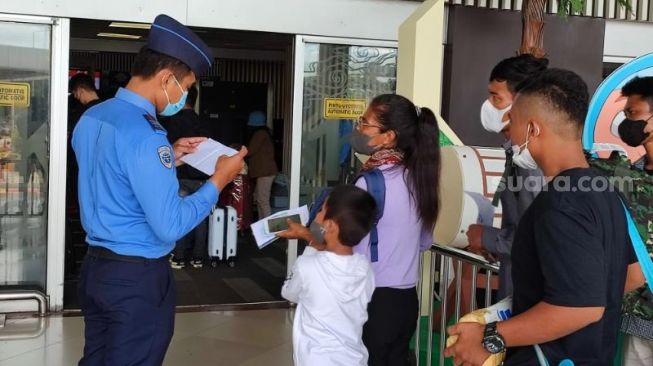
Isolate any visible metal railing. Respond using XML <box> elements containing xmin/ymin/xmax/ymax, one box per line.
<box><xmin>0</xmin><ymin>289</ymin><xmax>48</xmax><ymax>316</ymax></box>
<box><xmin>437</xmin><ymin>0</ymin><xmax>653</xmax><ymax>23</ymax></box>
<box><xmin>0</xmin><ymin>290</ymin><xmax>48</xmax><ymax>340</ymax></box>
<box><xmin>0</xmin><ymin>290</ymin><xmax>48</xmax><ymax>316</ymax></box>
<box><xmin>415</xmin><ymin>244</ymin><xmax>500</xmax><ymax>366</ymax></box>
<box><xmin>0</xmin><ymin>317</ymin><xmax>46</xmax><ymax>341</ymax></box>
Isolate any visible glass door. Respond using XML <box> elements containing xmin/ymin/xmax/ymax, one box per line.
<box><xmin>0</xmin><ymin>14</ymin><xmax>69</xmax><ymax>312</ymax></box>
<box><xmin>288</xmin><ymin>36</ymin><xmax>397</xmax><ymax>270</ymax></box>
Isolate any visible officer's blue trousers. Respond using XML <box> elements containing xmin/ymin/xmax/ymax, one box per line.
<box><xmin>78</xmin><ymin>251</ymin><xmax>176</xmax><ymax>366</ymax></box>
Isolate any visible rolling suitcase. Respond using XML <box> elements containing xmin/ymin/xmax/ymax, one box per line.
<box><xmin>218</xmin><ymin>174</ymin><xmax>253</xmax><ymax>232</ymax></box>
<box><xmin>208</xmin><ymin>205</ymin><xmax>238</xmax><ymax>267</ymax></box>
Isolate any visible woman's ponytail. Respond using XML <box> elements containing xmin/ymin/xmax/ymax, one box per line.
<box><xmin>410</xmin><ymin>106</ymin><xmax>441</xmax><ymax>230</ymax></box>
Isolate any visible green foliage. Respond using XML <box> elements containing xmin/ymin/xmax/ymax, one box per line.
<box><xmin>556</xmin><ymin>0</ymin><xmax>632</xmax><ymax>16</ymax></box>
<box><xmin>557</xmin><ymin>0</ymin><xmax>585</xmax><ymax>15</ymax></box>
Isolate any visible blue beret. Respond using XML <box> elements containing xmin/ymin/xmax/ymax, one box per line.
<box><xmin>147</xmin><ymin>14</ymin><xmax>213</xmax><ymax>75</ymax></box>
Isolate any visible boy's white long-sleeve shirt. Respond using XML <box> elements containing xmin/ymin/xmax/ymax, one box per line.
<box><xmin>282</xmin><ymin>246</ymin><xmax>375</xmax><ymax>366</ymax></box>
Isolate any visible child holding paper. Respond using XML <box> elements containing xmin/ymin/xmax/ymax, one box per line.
<box><xmin>278</xmin><ymin>185</ymin><xmax>376</xmax><ymax>366</ymax></box>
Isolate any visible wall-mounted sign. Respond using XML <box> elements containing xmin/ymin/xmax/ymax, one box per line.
<box><xmin>0</xmin><ymin>82</ymin><xmax>30</xmax><ymax>108</ymax></box>
<box><xmin>323</xmin><ymin>98</ymin><xmax>366</xmax><ymax>119</ymax></box>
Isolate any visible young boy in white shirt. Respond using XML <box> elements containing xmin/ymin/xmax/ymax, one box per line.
<box><xmin>279</xmin><ymin>185</ymin><xmax>377</xmax><ymax>366</ymax></box>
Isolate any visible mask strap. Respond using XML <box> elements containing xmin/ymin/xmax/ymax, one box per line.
<box><xmin>645</xmin><ymin>123</ymin><xmax>652</xmax><ymax>139</ymax></box>
<box><xmin>161</xmin><ymin>75</ymin><xmax>174</xmax><ymax>104</ymax></box>
<box><xmin>522</xmin><ymin>124</ymin><xmax>532</xmax><ymax>147</ymax></box>
<box><xmin>519</xmin><ymin>123</ymin><xmax>539</xmax><ymax>151</ymax></box>
<box><xmin>162</xmin><ymin>86</ymin><xmax>171</xmax><ymax>104</ymax></box>
<box><xmin>171</xmin><ymin>75</ymin><xmax>185</xmax><ymax>94</ymax></box>
<box><xmin>162</xmin><ymin>74</ymin><xmax>185</xmax><ymax>105</ymax></box>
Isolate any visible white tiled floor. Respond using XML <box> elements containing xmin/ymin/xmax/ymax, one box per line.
<box><xmin>0</xmin><ymin>309</ymin><xmax>294</xmax><ymax>366</ymax></box>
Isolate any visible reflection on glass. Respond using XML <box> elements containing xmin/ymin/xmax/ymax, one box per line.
<box><xmin>0</xmin><ymin>21</ymin><xmax>51</xmax><ymax>291</ymax></box>
<box><xmin>300</xmin><ymin>43</ymin><xmax>397</xmax><ymax>205</ymax></box>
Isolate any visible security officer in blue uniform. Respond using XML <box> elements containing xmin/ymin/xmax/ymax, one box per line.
<box><xmin>72</xmin><ymin>14</ymin><xmax>247</xmax><ymax>366</ymax></box>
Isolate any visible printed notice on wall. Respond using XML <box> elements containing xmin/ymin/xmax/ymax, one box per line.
<box><xmin>0</xmin><ymin>82</ymin><xmax>30</xmax><ymax>108</ymax></box>
<box><xmin>323</xmin><ymin>98</ymin><xmax>366</xmax><ymax>119</ymax></box>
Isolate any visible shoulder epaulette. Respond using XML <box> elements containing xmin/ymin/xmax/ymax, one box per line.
<box><xmin>143</xmin><ymin>114</ymin><xmax>166</xmax><ymax>134</ymax></box>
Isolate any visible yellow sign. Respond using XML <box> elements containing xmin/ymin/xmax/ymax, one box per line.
<box><xmin>323</xmin><ymin>98</ymin><xmax>366</xmax><ymax>119</ymax></box>
<box><xmin>0</xmin><ymin>82</ymin><xmax>30</xmax><ymax>108</ymax></box>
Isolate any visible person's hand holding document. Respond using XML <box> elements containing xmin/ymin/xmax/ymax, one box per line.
<box><xmin>181</xmin><ymin>138</ymin><xmax>247</xmax><ymax>191</ymax></box>
<box><xmin>251</xmin><ymin>206</ymin><xmax>309</xmax><ymax>249</ymax></box>
<box><xmin>180</xmin><ymin>138</ymin><xmax>239</xmax><ymax>176</ymax></box>
<box><xmin>172</xmin><ymin>137</ymin><xmax>207</xmax><ymax>166</ymax></box>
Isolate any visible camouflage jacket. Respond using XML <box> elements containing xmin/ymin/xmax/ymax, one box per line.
<box><xmin>588</xmin><ymin>153</ymin><xmax>653</xmax><ymax>334</ymax></box>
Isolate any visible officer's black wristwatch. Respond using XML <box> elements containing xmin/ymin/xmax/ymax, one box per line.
<box><xmin>482</xmin><ymin>321</ymin><xmax>506</xmax><ymax>354</ymax></box>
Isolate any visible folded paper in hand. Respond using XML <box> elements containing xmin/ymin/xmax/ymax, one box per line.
<box><xmin>180</xmin><ymin>138</ymin><xmax>238</xmax><ymax>176</ymax></box>
<box><xmin>252</xmin><ymin>206</ymin><xmax>310</xmax><ymax>249</ymax></box>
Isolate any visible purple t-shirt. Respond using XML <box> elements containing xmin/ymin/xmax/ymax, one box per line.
<box><xmin>354</xmin><ymin>164</ymin><xmax>432</xmax><ymax>289</ymax></box>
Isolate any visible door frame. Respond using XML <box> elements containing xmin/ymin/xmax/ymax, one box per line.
<box><xmin>287</xmin><ymin>35</ymin><xmax>397</xmax><ymax>274</ymax></box>
<box><xmin>48</xmin><ymin>16</ymin><xmax>70</xmax><ymax>312</ymax></box>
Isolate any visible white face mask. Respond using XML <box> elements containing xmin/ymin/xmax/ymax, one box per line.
<box><xmin>511</xmin><ymin>124</ymin><xmax>539</xmax><ymax>170</ymax></box>
<box><xmin>481</xmin><ymin>99</ymin><xmax>511</xmax><ymax>134</ymax></box>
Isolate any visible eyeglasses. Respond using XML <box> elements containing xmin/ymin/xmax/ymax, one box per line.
<box><xmin>354</xmin><ymin>116</ymin><xmax>384</xmax><ymax>130</ymax></box>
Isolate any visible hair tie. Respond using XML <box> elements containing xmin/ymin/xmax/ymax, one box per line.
<box><xmin>415</xmin><ymin>105</ymin><xmax>421</xmax><ymax>117</ymax></box>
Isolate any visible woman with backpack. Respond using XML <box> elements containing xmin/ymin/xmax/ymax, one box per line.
<box><xmin>280</xmin><ymin>94</ymin><xmax>441</xmax><ymax>365</ymax></box>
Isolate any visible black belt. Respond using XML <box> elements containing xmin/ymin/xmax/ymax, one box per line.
<box><xmin>86</xmin><ymin>246</ymin><xmax>168</xmax><ymax>264</ymax></box>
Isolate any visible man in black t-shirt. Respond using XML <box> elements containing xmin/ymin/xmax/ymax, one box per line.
<box><xmin>67</xmin><ymin>73</ymin><xmax>103</xmax><ymax>219</ymax></box>
<box><xmin>69</xmin><ymin>73</ymin><xmax>102</xmax><ymax>125</ymax></box>
<box><xmin>445</xmin><ymin>69</ymin><xmax>645</xmax><ymax>366</ymax></box>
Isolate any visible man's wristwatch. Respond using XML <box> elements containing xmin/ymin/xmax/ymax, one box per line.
<box><xmin>482</xmin><ymin>322</ymin><xmax>506</xmax><ymax>354</ymax></box>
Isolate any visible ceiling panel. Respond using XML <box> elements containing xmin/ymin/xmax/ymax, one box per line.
<box><xmin>70</xmin><ymin>18</ymin><xmax>292</xmax><ymax>51</ymax></box>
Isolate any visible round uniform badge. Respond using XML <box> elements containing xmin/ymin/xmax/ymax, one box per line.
<box><xmin>158</xmin><ymin>146</ymin><xmax>173</xmax><ymax>169</ymax></box>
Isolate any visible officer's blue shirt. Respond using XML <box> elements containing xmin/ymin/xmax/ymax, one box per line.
<box><xmin>72</xmin><ymin>88</ymin><xmax>219</xmax><ymax>258</ymax></box>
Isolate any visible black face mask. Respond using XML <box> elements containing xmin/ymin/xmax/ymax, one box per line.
<box><xmin>618</xmin><ymin>119</ymin><xmax>650</xmax><ymax>147</ymax></box>
<box><xmin>349</xmin><ymin>129</ymin><xmax>379</xmax><ymax>156</ymax></box>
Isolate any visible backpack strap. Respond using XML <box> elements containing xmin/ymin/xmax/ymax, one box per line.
<box><xmin>357</xmin><ymin>169</ymin><xmax>386</xmax><ymax>262</ymax></box>
<box><xmin>620</xmin><ymin>197</ymin><xmax>653</xmax><ymax>293</ymax></box>
<box><xmin>307</xmin><ymin>188</ymin><xmax>333</xmax><ymax>226</ymax></box>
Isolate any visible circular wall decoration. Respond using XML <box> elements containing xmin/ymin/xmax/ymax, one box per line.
<box><xmin>584</xmin><ymin>53</ymin><xmax>653</xmax><ymax>162</ymax></box>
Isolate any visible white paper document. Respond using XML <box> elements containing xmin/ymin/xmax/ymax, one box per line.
<box><xmin>180</xmin><ymin>138</ymin><xmax>238</xmax><ymax>175</ymax></box>
<box><xmin>465</xmin><ymin>191</ymin><xmax>496</xmax><ymax>227</ymax></box>
<box><xmin>252</xmin><ymin>206</ymin><xmax>310</xmax><ymax>249</ymax></box>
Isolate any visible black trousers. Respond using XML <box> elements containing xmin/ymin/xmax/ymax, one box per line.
<box><xmin>363</xmin><ymin>287</ymin><xmax>419</xmax><ymax>366</ymax></box>
<box><xmin>78</xmin><ymin>248</ymin><xmax>176</xmax><ymax>366</ymax></box>
<box><xmin>173</xmin><ymin>179</ymin><xmax>208</xmax><ymax>260</ymax></box>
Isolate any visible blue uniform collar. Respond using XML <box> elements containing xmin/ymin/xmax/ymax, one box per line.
<box><xmin>116</xmin><ymin>88</ymin><xmax>157</xmax><ymax>116</ymax></box>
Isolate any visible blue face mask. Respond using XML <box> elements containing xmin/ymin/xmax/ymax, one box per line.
<box><xmin>159</xmin><ymin>75</ymin><xmax>188</xmax><ymax>117</ymax></box>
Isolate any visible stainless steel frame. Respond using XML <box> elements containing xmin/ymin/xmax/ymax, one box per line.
<box><xmin>415</xmin><ymin>244</ymin><xmax>500</xmax><ymax>365</ymax></box>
